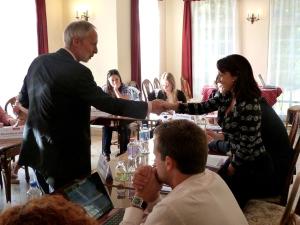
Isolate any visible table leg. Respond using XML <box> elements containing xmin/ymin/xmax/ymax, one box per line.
<box><xmin>1</xmin><ymin>155</ymin><xmax>11</xmax><ymax>202</ymax></box>
<box><xmin>118</xmin><ymin>126</ymin><xmax>127</xmax><ymax>155</ymax></box>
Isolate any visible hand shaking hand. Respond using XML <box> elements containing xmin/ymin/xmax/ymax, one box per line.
<box><xmin>150</xmin><ymin>99</ymin><xmax>179</xmax><ymax>115</ymax></box>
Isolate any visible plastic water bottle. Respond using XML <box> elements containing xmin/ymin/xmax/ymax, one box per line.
<box><xmin>127</xmin><ymin>139</ymin><xmax>142</xmax><ymax>172</ymax></box>
<box><xmin>139</xmin><ymin>126</ymin><xmax>150</xmax><ymax>141</ymax></box>
<box><xmin>127</xmin><ymin>138</ymin><xmax>140</xmax><ymax>159</ymax></box>
<box><xmin>26</xmin><ymin>181</ymin><xmax>42</xmax><ymax>200</ymax></box>
<box><xmin>115</xmin><ymin>161</ymin><xmax>128</xmax><ymax>198</ymax></box>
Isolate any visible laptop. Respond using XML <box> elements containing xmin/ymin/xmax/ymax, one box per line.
<box><xmin>61</xmin><ymin>172</ymin><xmax>125</xmax><ymax>225</ymax></box>
<box><xmin>257</xmin><ymin>74</ymin><xmax>277</xmax><ymax>89</ymax></box>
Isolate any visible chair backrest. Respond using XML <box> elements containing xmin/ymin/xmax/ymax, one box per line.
<box><xmin>153</xmin><ymin>77</ymin><xmax>161</xmax><ymax>89</ymax></box>
<box><xmin>280</xmin><ymin>171</ymin><xmax>300</xmax><ymax>225</ymax></box>
<box><xmin>180</xmin><ymin>77</ymin><xmax>192</xmax><ymax>99</ymax></box>
<box><xmin>141</xmin><ymin>79</ymin><xmax>154</xmax><ymax>102</ymax></box>
<box><xmin>4</xmin><ymin>96</ymin><xmax>17</xmax><ymax>117</ymax></box>
<box><xmin>280</xmin><ymin>135</ymin><xmax>300</xmax><ymax>206</ymax></box>
<box><xmin>128</xmin><ymin>80</ymin><xmax>140</xmax><ymax>90</ymax></box>
<box><xmin>289</xmin><ymin>112</ymin><xmax>300</xmax><ymax>148</ymax></box>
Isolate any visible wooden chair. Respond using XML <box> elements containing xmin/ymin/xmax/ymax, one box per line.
<box><xmin>286</xmin><ymin>105</ymin><xmax>300</xmax><ymax>127</ymax></box>
<box><xmin>2</xmin><ymin>97</ymin><xmax>30</xmax><ymax>184</ymax></box>
<box><xmin>289</xmin><ymin>112</ymin><xmax>300</xmax><ymax>148</ymax></box>
<box><xmin>141</xmin><ymin>79</ymin><xmax>154</xmax><ymax>102</ymax></box>
<box><xmin>153</xmin><ymin>77</ymin><xmax>161</xmax><ymax>89</ymax></box>
<box><xmin>180</xmin><ymin>77</ymin><xmax>192</xmax><ymax>100</ymax></box>
<box><xmin>4</xmin><ymin>96</ymin><xmax>17</xmax><ymax>116</ymax></box>
<box><xmin>244</xmin><ymin>171</ymin><xmax>300</xmax><ymax>225</ymax></box>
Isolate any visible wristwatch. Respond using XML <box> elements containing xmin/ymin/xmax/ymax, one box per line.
<box><xmin>131</xmin><ymin>196</ymin><xmax>148</xmax><ymax>210</ymax></box>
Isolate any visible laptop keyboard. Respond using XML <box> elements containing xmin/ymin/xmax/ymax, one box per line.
<box><xmin>103</xmin><ymin>208</ymin><xmax>125</xmax><ymax>225</ymax></box>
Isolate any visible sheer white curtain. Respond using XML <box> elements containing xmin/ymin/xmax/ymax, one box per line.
<box><xmin>191</xmin><ymin>0</ymin><xmax>239</xmax><ymax>98</ymax></box>
<box><xmin>268</xmin><ymin>0</ymin><xmax>300</xmax><ymax>115</ymax></box>
<box><xmin>139</xmin><ymin>0</ymin><xmax>160</xmax><ymax>84</ymax></box>
<box><xmin>0</xmin><ymin>1</ymin><xmax>38</xmax><ymax>108</ymax></box>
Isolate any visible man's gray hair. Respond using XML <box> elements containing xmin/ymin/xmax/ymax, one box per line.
<box><xmin>64</xmin><ymin>21</ymin><xmax>96</xmax><ymax>48</ymax></box>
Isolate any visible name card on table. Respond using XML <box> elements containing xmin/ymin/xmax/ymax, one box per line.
<box><xmin>0</xmin><ymin>126</ymin><xmax>24</xmax><ymax>139</ymax></box>
<box><xmin>97</xmin><ymin>154</ymin><xmax>113</xmax><ymax>183</ymax></box>
<box><xmin>172</xmin><ymin>113</ymin><xmax>194</xmax><ymax>121</ymax></box>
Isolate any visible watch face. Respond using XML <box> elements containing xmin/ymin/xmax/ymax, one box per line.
<box><xmin>132</xmin><ymin>196</ymin><xmax>143</xmax><ymax>207</ymax></box>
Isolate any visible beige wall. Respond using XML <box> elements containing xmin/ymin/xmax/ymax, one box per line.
<box><xmin>45</xmin><ymin>0</ymin><xmax>271</xmax><ymax>89</ymax></box>
<box><xmin>46</xmin><ymin>0</ymin><xmax>131</xmax><ymax>86</ymax></box>
<box><xmin>240</xmin><ymin>0</ymin><xmax>270</xmax><ymax>80</ymax></box>
<box><xmin>165</xmin><ymin>0</ymin><xmax>184</xmax><ymax>89</ymax></box>
<box><xmin>164</xmin><ymin>0</ymin><xmax>270</xmax><ymax>87</ymax></box>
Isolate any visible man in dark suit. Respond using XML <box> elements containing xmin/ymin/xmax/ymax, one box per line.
<box><xmin>17</xmin><ymin>21</ymin><xmax>167</xmax><ymax>193</ymax></box>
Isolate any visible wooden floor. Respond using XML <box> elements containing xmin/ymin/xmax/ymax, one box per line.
<box><xmin>0</xmin><ymin>127</ymin><xmax>121</xmax><ymax>211</ymax></box>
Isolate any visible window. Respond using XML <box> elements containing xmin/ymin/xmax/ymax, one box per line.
<box><xmin>139</xmin><ymin>0</ymin><xmax>160</xmax><ymax>84</ymax></box>
<box><xmin>0</xmin><ymin>1</ymin><xmax>38</xmax><ymax>107</ymax></box>
<box><xmin>191</xmin><ymin>0</ymin><xmax>238</xmax><ymax>98</ymax></box>
<box><xmin>268</xmin><ymin>0</ymin><xmax>300</xmax><ymax>116</ymax></box>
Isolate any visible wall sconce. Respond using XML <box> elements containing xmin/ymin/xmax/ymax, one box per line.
<box><xmin>247</xmin><ymin>13</ymin><xmax>260</xmax><ymax>24</ymax></box>
<box><xmin>76</xmin><ymin>10</ymin><xmax>89</xmax><ymax>21</ymax></box>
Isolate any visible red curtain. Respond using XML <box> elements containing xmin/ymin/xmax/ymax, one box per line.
<box><xmin>131</xmin><ymin>0</ymin><xmax>142</xmax><ymax>88</ymax></box>
<box><xmin>181</xmin><ymin>0</ymin><xmax>193</xmax><ymax>97</ymax></box>
<box><xmin>35</xmin><ymin>0</ymin><xmax>49</xmax><ymax>55</ymax></box>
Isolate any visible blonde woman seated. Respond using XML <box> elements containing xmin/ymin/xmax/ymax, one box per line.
<box><xmin>148</xmin><ymin>72</ymin><xmax>187</xmax><ymax>103</ymax></box>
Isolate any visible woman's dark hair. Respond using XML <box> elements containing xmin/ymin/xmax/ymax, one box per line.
<box><xmin>106</xmin><ymin>69</ymin><xmax>123</xmax><ymax>97</ymax></box>
<box><xmin>217</xmin><ymin>54</ymin><xmax>261</xmax><ymax>101</ymax></box>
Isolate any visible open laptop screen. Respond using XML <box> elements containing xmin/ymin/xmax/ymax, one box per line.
<box><xmin>63</xmin><ymin>173</ymin><xmax>114</xmax><ymax>219</ymax></box>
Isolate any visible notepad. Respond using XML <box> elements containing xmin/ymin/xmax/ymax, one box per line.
<box><xmin>206</xmin><ymin>155</ymin><xmax>229</xmax><ymax>169</ymax></box>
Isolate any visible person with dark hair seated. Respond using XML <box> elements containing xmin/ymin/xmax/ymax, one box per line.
<box><xmin>102</xmin><ymin>69</ymin><xmax>133</xmax><ymax>161</ymax></box>
<box><xmin>208</xmin><ymin>97</ymin><xmax>293</xmax><ymax>193</ymax></box>
<box><xmin>170</xmin><ymin>54</ymin><xmax>279</xmax><ymax>207</ymax></box>
<box><xmin>0</xmin><ymin>195</ymin><xmax>98</xmax><ymax>225</ymax></box>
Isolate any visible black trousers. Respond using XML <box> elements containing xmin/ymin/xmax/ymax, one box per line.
<box><xmin>218</xmin><ymin>152</ymin><xmax>276</xmax><ymax>208</ymax></box>
<box><xmin>102</xmin><ymin>124</ymin><xmax>130</xmax><ymax>156</ymax></box>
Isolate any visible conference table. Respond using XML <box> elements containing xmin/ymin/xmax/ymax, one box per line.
<box><xmin>90</xmin><ymin>109</ymin><xmax>159</xmax><ymax>154</ymax></box>
<box><xmin>0</xmin><ymin>138</ymin><xmax>29</xmax><ymax>202</ymax></box>
<box><xmin>98</xmin><ymin>137</ymin><xmax>228</xmax><ymax>208</ymax></box>
<box><xmin>201</xmin><ymin>85</ymin><xmax>283</xmax><ymax>106</ymax></box>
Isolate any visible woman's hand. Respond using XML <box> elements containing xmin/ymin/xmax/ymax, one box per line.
<box><xmin>206</xmin><ymin>130</ymin><xmax>224</xmax><ymax>140</ymax></box>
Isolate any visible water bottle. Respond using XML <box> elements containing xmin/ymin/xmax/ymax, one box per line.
<box><xmin>115</xmin><ymin>161</ymin><xmax>128</xmax><ymax>198</ymax></box>
<box><xmin>127</xmin><ymin>139</ymin><xmax>142</xmax><ymax>172</ymax></box>
<box><xmin>139</xmin><ymin>125</ymin><xmax>150</xmax><ymax>141</ymax></box>
<box><xmin>26</xmin><ymin>181</ymin><xmax>42</xmax><ymax>200</ymax></box>
<box><xmin>127</xmin><ymin>138</ymin><xmax>140</xmax><ymax>159</ymax></box>
<box><xmin>139</xmin><ymin>126</ymin><xmax>150</xmax><ymax>154</ymax></box>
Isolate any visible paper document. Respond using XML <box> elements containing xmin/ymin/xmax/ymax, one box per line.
<box><xmin>206</xmin><ymin>155</ymin><xmax>228</xmax><ymax>169</ymax></box>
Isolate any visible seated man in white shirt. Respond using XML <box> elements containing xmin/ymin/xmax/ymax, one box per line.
<box><xmin>120</xmin><ymin>119</ymin><xmax>248</xmax><ymax>225</ymax></box>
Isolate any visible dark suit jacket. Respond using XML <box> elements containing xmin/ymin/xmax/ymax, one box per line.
<box><xmin>18</xmin><ymin>48</ymin><xmax>148</xmax><ymax>183</ymax></box>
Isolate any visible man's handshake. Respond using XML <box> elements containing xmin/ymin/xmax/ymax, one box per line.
<box><xmin>150</xmin><ymin>99</ymin><xmax>178</xmax><ymax>115</ymax></box>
